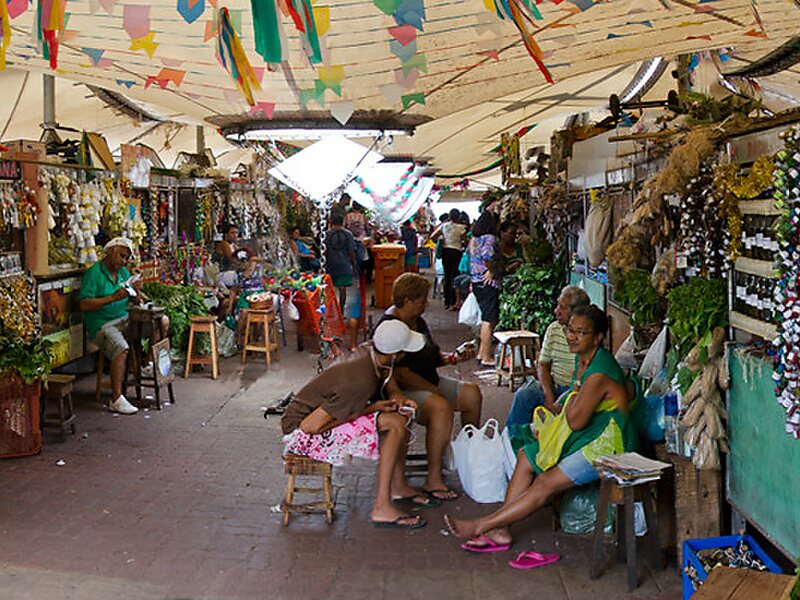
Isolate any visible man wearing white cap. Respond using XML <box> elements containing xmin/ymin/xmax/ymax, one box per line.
<box><xmin>281</xmin><ymin>319</ymin><xmax>433</xmax><ymax>529</ymax></box>
<box><xmin>78</xmin><ymin>238</ymin><xmax>168</xmax><ymax>415</ymax></box>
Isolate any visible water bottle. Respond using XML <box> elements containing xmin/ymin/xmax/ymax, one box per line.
<box><xmin>664</xmin><ymin>392</ymin><xmax>679</xmax><ymax>454</ymax></box>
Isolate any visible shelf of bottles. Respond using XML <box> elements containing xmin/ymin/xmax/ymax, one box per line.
<box><xmin>730</xmin><ymin>199</ymin><xmax>780</xmax><ymax>340</ymax></box>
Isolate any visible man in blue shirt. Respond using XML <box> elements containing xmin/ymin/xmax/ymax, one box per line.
<box><xmin>325</xmin><ymin>208</ymin><xmax>357</xmax><ymax>311</ymax></box>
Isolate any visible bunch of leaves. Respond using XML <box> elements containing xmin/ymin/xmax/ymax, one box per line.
<box><xmin>0</xmin><ymin>334</ymin><xmax>52</xmax><ymax>384</ymax></box>
<box><xmin>667</xmin><ymin>278</ymin><xmax>728</xmax><ymax>352</ymax></box>
<box><xmin>613</xmin><ymin>268</ymin><xmax>666</xmax><ymax>328</ymax></box>
<box><xmin>498</xmin><ymin>255</ymin><xmax>567</xmax><ymax>336</ymax></box>
<box><xmin>142</xmin><ymin>283</ymin><xmax>209</xmax><ymax>352</ymax></box>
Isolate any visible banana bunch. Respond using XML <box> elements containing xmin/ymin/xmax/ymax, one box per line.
<box><xmin>680</xmin><ymin>326</ymin><xmax>730</xmax><ymax>469</ymax></box>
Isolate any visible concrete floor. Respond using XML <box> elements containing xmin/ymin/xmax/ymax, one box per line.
<box><xmin>0</xmin><ymin>276</ymin><xmax>683</xmax><ymax>600</ymax></box>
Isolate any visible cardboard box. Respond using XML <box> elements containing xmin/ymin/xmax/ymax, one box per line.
<box><xmin>3</xmin><ymin>140</ymin><xmax>46</xmax><ymax>160</ymax></box>
<box><xmin>692</xmin><ymin>567</ymin><xmax>794</xmax><ymax>600</ymax></box>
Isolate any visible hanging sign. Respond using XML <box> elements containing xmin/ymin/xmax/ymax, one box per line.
<box><xmin>0</xmin><ymin>161</ymin><xmax>22</xmax><ymax>180</ymax></box>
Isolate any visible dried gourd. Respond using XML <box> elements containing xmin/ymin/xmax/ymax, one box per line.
<box><xmin>684</xmin><ymin>347</ymin><xmax>704</xmax><ymax>372</ymax></box>
<box><xmin>682</xmin><ymin>397</ymin><xmax>706</xmax><ymax>428</ymax></box>
<box><xmin>682</xmin><ymin>374</ymin><xmax>704</xmax><ymax>407</ymax></box>
<box><xmin>701</xmin><ymin>363</ymin><xmax>719</xmax><ymax>397</ymax></box>
<box><xmin>708</xmin><ymin>327</ymin><xmax>725</xmax><ymax>359</ymax></box>
<box><xmin>717</xmin><ymin>356</ymin><xmax>729</xmax><ymax>390</ymax></box>
<box><xmin>684</xmin><ymin>419</ymin><xmax>706</xmax><ymax>448</ymax></box>
<box><xmin>704</xmin><ymin>402</ymin><xmax>724</xmax><ymax>440</ymax></box>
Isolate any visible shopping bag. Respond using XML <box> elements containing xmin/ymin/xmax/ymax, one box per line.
<box><xmin>533</xmin><ymin>393</ymin><xmax>576</xmax><ymax>472</ymax></box>
<box><xmin>458</xmin><ymin>292</ymin><xmax>481</xmax><ymax>327</ymax></box>
<box><xmin>451</xmin><ymin>419</ymin><xmax>508</xmax><ymax>503</ymax></box>
<box><xmin>500</xmin><ymin>427</ymin><xmax>518</xmax><ymax>480</ymax></box>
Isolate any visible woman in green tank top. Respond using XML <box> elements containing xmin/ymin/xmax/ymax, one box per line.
<box><xmin>445</xmin><ymin>305</ymin><xmax>638</xmax><ymax>553</ymax></box>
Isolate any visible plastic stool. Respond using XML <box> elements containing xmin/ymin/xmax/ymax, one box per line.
<box><xmin>590</xmin><ymin>476</ymin><xmax>662</xmax><ymax>591</ymax></box>
<box><xmin>41</xmin><ymin>374</ymin><xmax>77</xmax><ymax>442</ymax></box>
<box><xmin>494</xmin><ymin>331</ymin><xmax>539</xmax><ymax>391</ymax></box>
<box><xmin>184</xmin><ymin>316</ymin><xmax>219</xmax><ymax>379</ymax></box>
<box><xmin>241</xmin><ymin>309</ymin><xmax>280</xmax><ymax>367</ymax></box>
<box><xmin>282</xmin><ymin>454</ymin><xmax>334</xmax><ymax>526</ymax></box>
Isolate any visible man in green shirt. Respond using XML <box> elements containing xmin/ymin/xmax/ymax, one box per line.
<box><xmin>504</xmin><ymin>285</ymin><xmax>589</xmax><ymax>426</ymax></box>
<box><xmin>79</xmin><ymin>238</ymin><xmax>167</xmax><ymax>415</ymax></box>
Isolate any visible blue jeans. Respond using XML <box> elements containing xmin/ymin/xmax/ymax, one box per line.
<box><xmin>505</xmin><ymin>381</ymin><xmax>570</xmax><ymax>427</ymax></box>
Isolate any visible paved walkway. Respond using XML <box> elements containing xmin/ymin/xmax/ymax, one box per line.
<box><xmin>0</xmin><ymin>279</ymin><xmax>682</xmax><ymax>600</ymax></box>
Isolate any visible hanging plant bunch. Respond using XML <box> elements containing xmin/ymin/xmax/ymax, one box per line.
<box><xmin>0</xmin><ymin>274</ymin><xmax>38</xmax><ymax>341</ymax></box>
<box><xmin>535</xmin><ymin>184</ymin><xmax>580</xmax><ymax>252</ymax></box>
<box><xmin>676</xmin><ymin>161</ymin><xmax>731</xmax><ymax>278</ymax></box>
<box><xmin>714</xmin><ymin>156</ymin><xmax>774</xmax><ymax>262</ymax></box>
<box><xmin>772</xmin><ymin>127</ymin><xmax>800</xmax><ymax>439</ymax></box>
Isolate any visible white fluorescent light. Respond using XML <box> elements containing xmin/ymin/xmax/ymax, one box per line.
<box><xmin>226</xmin><ymin>128</ymin><xmax>408</xmax><ymax>142</ymax></box>
<box><xmin>621</xmin><ymin>57</ymin><xmax>664</xmax><ymax>103</ymax></box>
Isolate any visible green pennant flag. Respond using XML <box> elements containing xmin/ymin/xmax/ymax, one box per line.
<box><xmin>374</xmin><ymin>0</ymin><xmax>399</xmax><ymax>15</ymax></box>
<box><xmin>401</xmin><ymin>92</ymin><xmax>425</xmax><ymax>109</ymax></box>
<box><xmin>402</xmin><ymin>53</ymin><xmax>427</xmax><ymax>77</ymax></box>
<box><xmin>251</xmin><ymin>0</ymin><xmax>283</xmax><ymax>63</ymax></box>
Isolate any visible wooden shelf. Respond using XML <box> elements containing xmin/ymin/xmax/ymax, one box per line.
<box><xmin>730</xmin><ymin>311</ymin><xmax>777</xmax><ymax>340</ymax></box>
<box><xmin>735</xmin><ymin>257</ymin><xmax>777</xmax><ymax>279</ymax></box>
<box><xmin>739</xmin><ymin>199</ymin><xmax>781</xmax><ymax>216</ymax></box>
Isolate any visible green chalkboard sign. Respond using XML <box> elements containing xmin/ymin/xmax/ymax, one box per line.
<box><xmin>727</xmin><ymin>350</ymin><xmax>800</xmax><ymax>559</ymax></box>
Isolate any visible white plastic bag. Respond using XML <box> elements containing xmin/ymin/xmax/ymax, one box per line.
<box><xmin>458</xmin><ymin>292</ymin><xmax>481</xmax><ymax>327</ymax></box>
<box><xmin>451</xmin><ymin>419</ymin><xmax>508</xmax><ymax>503</ymax></box>
<box><xmin>500</xmin><ymin>427</ymin><xmax>518</xmax><ymax>481</ymax></box>
<box><xmin>287</xmin><ymin>300</ymin><xmax>300</xmax><ymax>321</ymax></box>
<box><xmin>638</xmin><ymin>325</ymin><xmax>668</xmax><ymax>380</ymax></box>
<box><xmin>615</xmin><ymin>331</ymin><xmax>638</xmax><ymax>371</ymax></box>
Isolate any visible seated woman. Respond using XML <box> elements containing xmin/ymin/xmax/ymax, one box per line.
<box><xmin>444</xmin><ymin>305</ymin><xmax>638</xmax><ymax>556</ymax></box>
<box><xmin>281</xmin><ymin>319</ymin><xmax>429</xmax><ymax>529</ymax></box>
<box><xmin>289</xmin><ymin>227</ymin><xmax>320</xmax><ymax>272</ymax></box>
<box><xmin>374</xmin><ymin>273</ymin><xmax>483</xmax><ymax>502</ymax></box>
<box><xmin>233</xmin><ymin>260</ymin><xmax>267</xmax><ymax>346</ymax></box>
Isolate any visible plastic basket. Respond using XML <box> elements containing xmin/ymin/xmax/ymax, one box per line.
<box><xmin>681</xmin><ymin>534</ymin><xmax>782</xmax><ymax>599</ymax></box>
<box><xmin>0</xmin><ymin>376</ymin><xmax>42</xmax><ymax>459</ymax></box>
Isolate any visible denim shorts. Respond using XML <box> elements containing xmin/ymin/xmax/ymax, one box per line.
<box><xmin>556</xmin><ymin>451</ymin><xmax>599</xmax><ymax>486</ymax></box>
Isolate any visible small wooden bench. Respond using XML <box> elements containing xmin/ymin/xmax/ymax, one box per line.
<box><xmin>282</xmin><ymin>454</ymin><xmax>334</xmax><ymax>526</ymax></box>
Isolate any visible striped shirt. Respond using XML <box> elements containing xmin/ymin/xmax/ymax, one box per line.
<box><xmin>539</xmin><ymin>321</ymin><xmax>574</xmax><ymax>387</ymax></box>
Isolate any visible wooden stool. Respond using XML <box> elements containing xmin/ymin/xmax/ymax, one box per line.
<box><xmin>590</xmin><ymin>476</ymin><xmax>662</xmax><ymax>591</ymax></box>
<box><xmin>184</xmin><ymin>316</ymin><xmax>219</xmax><ymax>379</ymax></box>
<box><xmin>241</xmin><ymin>309</ymin><xmax>280</xmax><ymax>367</ymax></box>
<box><xmin>86</xmin><ymin>341</ymin><xmax>113</xmax><ymax>403</ymax></box>
<box><xmin>494</xmin><ymin>331</ymin><xmax>539</xmax><ymax>391</ymax></box>
<box><xmin>282</xmin><ymin>454</ymin><xmax>334</xmax><ymax>526</ymax></box>
<box><xmin>41</xmin><ymin>374</ymin><xmax>77</xmax><ymax>442</ymax></box>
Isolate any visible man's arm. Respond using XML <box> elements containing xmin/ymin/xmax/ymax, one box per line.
<box><xmin>537</xmin><ymin>360</ymin><xmax>560</xmax><ymax>413</ymax></box>
<box><xmin>79</xmin><ymin>288</ymin><xmax>129</xmax><ymax>312</ymax></box>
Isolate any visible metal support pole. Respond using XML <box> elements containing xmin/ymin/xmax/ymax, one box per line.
<box><xmin>196</xmin><ymin>125</ymin><xmax>205</xmax><ymax>154</ymax></box>
<box><xmin>41</xmin><ymin>74</ymin><xmax>60</xmax><ymax>144</ymax></box>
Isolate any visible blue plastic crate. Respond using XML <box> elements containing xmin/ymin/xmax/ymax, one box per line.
<box><xmin>681</xmin><ymin>534</ymin><xmax>783</xmax><ymax>600</ymax></box>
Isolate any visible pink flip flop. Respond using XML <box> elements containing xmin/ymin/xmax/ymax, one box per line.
<box><xmin>508</xmin><ymin>550</ymin><xmax>561</xmax><ymax>570</ymax></box>
<box><xmin>460</xmin><ymin>535</ymin><xmax>511</xmax><ymax>554</ymax></box>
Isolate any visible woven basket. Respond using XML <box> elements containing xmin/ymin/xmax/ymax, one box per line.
<box><xmin>248</xmin><ymin>298</ymin><xmax>273</xmax><ymax>310</ymax></box>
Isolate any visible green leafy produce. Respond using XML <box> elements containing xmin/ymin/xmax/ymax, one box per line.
<box><xmin>142</xmin><ymin>283</ymin><xmax>209</xmax><ymax>352</ymax></box>
<box><xmin>0</xmin><ymin>335</ymin><xmax>52</xmax><ymax>384</ymax></box>
<box><xmin>498</xmin><ymin>256</ymin><xmax>567</xmax><ymax>336</ymax></box>
<box><xmin>613</xmin><ymin>269</ymin><xmax>666</xmax><ymax>328</ymax></box>
<box><xmin>667</xmin><ymin>278</ymin><xmax>728</xmax><ymax>351</ymax></box>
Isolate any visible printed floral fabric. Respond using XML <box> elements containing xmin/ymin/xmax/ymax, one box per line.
<box><xmin>468</xmin><ymin>234</ymin><xmax>498</xmax><ymax>287</ymax></box>
<box><xmin>282</xmin><ymin>413</ymin><xmax>380</xmax><ymax>466</ymax></box>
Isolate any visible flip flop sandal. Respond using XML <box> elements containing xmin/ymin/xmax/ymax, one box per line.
<box><xmin>370</xmin><ymin>515</ymin><xmax>427</xmax><ymax>530</ymax></box>
<box><xmin>424</xmin><ymin>488</ymin><xmax>459</xmax><ymax>502</ymax></box>
<box><xmin>460</xmin><ymin>535</ymin><xmax>511</xmax><ymax>554</ymax></box>
<box><xmin>393</xmin><ymin>494</ymin><xmax>441</xmax><ymax>508</ymax></box>
<box><xmin>508</xmin><ymin>550</ymin><xmax>561</xmax><ymax>570</ymax></box>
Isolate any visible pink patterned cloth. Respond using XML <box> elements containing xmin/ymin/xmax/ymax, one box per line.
<box><xmin>282</xmin><ymin>413</ymin><xmax>380</xmax><ymax>467</ymax></box>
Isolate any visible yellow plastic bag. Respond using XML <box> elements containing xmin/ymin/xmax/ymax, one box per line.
<box><xmin>533</xmin><ymin>392</ymin><xmax>576</xmax><ymax>471</ymax></box>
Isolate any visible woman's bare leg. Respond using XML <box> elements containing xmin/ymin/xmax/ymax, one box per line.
<box><xmin>372</xmin><ymin>413</ymin><xmax>420</xmax><ymax>523</ymax></box>
<box><xmin>446</xmin><ymin>467</ymin><xmax>574</xmax><ymax>539</ymax></box>
<box><xmin>477</xmin><ymin>448</ymin><xmax>536</xmax><ymax>545</ymax></box>
<box><xmin>478</xmin><ymin>321</ymin><xmax>494</xmax><ymax>364</ymax></box>
<box><xmin>418</xmin><ymin>394</ymin><xmax>455</xmax><ymax>497</ymax></box>
<box><xmin>454</xmin><ymin>383</ymin><xmax>482</xmax><ymax>428</ymax></box>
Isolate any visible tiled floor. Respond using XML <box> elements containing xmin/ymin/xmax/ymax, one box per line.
<box><xmin>0</xmin><ymin>280</ymin><xmax>683</xmax><ymax>600</ymax></box>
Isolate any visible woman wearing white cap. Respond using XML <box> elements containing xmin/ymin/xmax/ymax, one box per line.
<box><xmin>78</xmin><ymin>238</ymin><xmax>168</xmax><ymax>415</ymax></box>
<box><xmin>281</xmin><ymin>319</ymin><xmax>431</xmax><ymax>529</ymax></box>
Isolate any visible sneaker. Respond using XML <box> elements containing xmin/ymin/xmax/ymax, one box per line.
<box><xmin>109</xmin><ymin>395</ymin><xmax>139</xmax><ymax>415</ymax></box>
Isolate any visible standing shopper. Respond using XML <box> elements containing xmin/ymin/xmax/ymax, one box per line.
<box><xmin>325</xmin><ymin>208</ymin><xmax>358</xmax><ymax>311</ymax></box>
<box><xmin>401</xmin><ymin>220</ymin><xmax>419</xmax><ymax>273</ymax></box>
<box><xmin>433</xmin><ymin>208</ymin><xmax>467</xmax><ymax>310</ymax></box>
<box><xmin>468</xmin><ymin>201</ymin><xmax>500</xmax><ymax>367</ymax></box>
